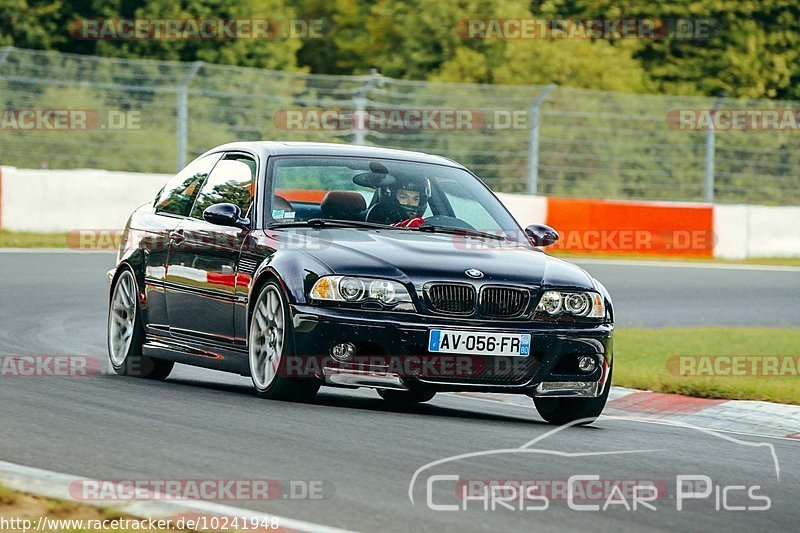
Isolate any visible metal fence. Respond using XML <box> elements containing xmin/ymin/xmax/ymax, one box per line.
<box><xmin>1</xmin><ymin>46</ymin><xmax>798</xmax><ymax>205</ymax></box>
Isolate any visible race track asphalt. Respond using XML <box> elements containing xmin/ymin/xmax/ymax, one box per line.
<box><xmin>0</xmin><ymin>252</ymin><xmax>798</xmax><ymax>532</ymax></box>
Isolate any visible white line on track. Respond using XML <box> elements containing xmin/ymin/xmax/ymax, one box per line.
<box><xmin>596</xmin><ymin>415</ymin><xmax>800</xmax><ymax>443</ymax></box>
<box><xmin>442</xmin><ymin>391</ymin><xmax>800</xmax><ymax>442</ymax></box>
<box><xmin>0</xmin><ymin>460</ymin><xmax>358</xmax><ymax>533</ymax></box>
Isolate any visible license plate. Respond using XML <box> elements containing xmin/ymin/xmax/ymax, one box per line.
<box><xmin>428</xmin><ymin>330</ymin><xmax>531</xmax><ymax>356</ymax></box>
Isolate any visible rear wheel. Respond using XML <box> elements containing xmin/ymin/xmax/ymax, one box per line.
<box><xmin>107</xmin><ymin>268</ymin><xmax>174</xmax><ymax>380</ymax></box>
<box><xmin>248</xmin><ymin>281</ymin><xmax>319</xmax><ymax>401</ymax></box>
<box><xmin>377</xmin><ymin>389</ymin><xmax>436</xmax><ymax>404</ymax></box>
<box><xmin>533</xmin><ymin>365</ymin><xmax>612</xmax><ymax>426</ymax></box>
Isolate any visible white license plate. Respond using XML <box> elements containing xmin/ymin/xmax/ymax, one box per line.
<box><xmin>428</xmin><ymin>330</ymin><xmax>531</xmax><ymax>356</ymax></box>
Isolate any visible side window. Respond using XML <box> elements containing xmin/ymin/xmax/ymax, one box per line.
<box><xmin>155</xmin><ymin>154</ymin><xmax>220</xmax><ymax>216</ymax></box>
<box><xmin>190</xmin><ymin>153</ymin><xmax>256</xmax><ymax>220</ymax></box>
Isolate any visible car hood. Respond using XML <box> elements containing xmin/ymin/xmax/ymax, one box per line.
<box><xmin>286</xmin><ymin>228</ymin><xmax>595</xmax><ymax>289</ymax></box>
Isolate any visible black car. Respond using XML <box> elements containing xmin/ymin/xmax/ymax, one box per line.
<box><xmin>107</xmin><ymin>142</ymin><xmax>614</xmax><ymax>424</ymax></box>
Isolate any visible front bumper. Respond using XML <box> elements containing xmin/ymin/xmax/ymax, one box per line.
<box><xmin>290</xmin><ymin>305</ymin><xmax>613</xmax><ymax>398</ymax></box>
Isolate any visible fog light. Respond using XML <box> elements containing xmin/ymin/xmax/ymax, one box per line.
<box><xmin>331</xmin><ymin>342</ymin><xmax>356</xmax><ymax>361</ymax></box>
<box><xmin>577</xmin><ymin>355</ymin><xmax>597</xmax><ymax>373</ymax></box>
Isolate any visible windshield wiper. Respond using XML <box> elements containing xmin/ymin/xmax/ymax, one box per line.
<box><xmin>411</xmin><ymin>224</ymin><xmax>508</xmax><ymax>241</ymax></box>
<box><xmin>268</xmin><ymin>219</ymin><xmax>508</xmax><ymax>241</ymax></box>
<box><xmin>267</xmin><ymin>218</ymin><xmax>400</xmax><ymax>230</ymax></box>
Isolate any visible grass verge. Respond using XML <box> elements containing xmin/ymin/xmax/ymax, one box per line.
<box><xmin>0</xmin><ymin>484</ymin><xmax>187</xmax><ymax>532</ymax></box>
<box><xmin>615</xmin><ymin>327</ymin><xmax>800</xmax><ymax>405</ymax></box>
<box><xmin>0</xmin><ymin>484</ymin><xmax>17</xmax><ymax>505</ymax></box>
<box><xmin>0</xmin><ymin>230</ymin><xmax>69</xmax><ymax>248</ymax></box>
<box><xmin>552</xmin><ymin>251</ymin><xmax>800</xmax><ymax>267</ymax></box>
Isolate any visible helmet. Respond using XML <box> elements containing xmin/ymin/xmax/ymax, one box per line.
<box><xmin>380</xmin><ymin>175</ymin><xmax>431</xmax><ymax>219</ymax></box>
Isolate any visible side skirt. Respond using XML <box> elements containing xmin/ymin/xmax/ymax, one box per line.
<box><xmin>142</xmin><ymin>335</ymin><xmax>251</xmax><ymax>376</ymax></box>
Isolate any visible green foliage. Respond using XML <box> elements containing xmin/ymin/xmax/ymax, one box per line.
<box><xmin>0</xmin><ymin>0</ymin><xmax>64</xmax><ymax>49</ymax></box>
<box><xmin>540</xmin><ymin>0</ymin><xmax>800</xmax><ymax>100</ymax></box>
<box><xmin>1</xmin><ymin>0</ymin><xmax>799</xmax><ymax>205</ymax></box>
<box><xmin>0</xmin><ymin>0</ymin><xmax>304</xmax><ymax>70</ymax></box>
<box><xmin>2</xmin><ymin>0</ymin><xmax>800</xmax><ymax>99</ymax></box>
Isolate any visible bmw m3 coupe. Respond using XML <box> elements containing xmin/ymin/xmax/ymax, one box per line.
<box><xmin>107</xmin><ymin>142</ymin><xmax>614</xmax><ymax>424</ymax></box>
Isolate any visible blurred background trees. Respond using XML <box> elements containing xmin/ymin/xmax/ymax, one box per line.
<box><xmin>2</xmin><ymin>0</ymin><xmax>799</xmax><ymax>99</ymax></box>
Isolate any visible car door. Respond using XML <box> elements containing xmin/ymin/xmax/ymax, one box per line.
<box><xmin>145</xmin><ymin>152</ymin><xmax>221</xmax><ymax>334</ymax></box>
<box><xmin>164</xmin><ymin>152</ymin><xmax>257</xmax><ymax>346</ymax></box>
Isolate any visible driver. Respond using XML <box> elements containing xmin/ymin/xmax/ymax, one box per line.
<box><xmin>366</xmin><ymin>175</ymin><xmax>431</xmax><ymax>226</ymax></box>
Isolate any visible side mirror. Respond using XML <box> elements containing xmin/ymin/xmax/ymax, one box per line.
<box><xmin>525</xmin><ymin>224</ymin><xmax>559</xmax><ymax>247</ymax></box>
<box><xmin>203</xmin><ymin>203</ymin><xmax>250</xmax><ymax>229</ymax></box>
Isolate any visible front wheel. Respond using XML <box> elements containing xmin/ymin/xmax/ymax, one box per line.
<box><xmin>248</xmin><ymin>281</ymin><xmax>319</xmax><ymax>401</ymax></box>
<box><xmin>377</xmin><ymin>389</ymin><xmax>436</xmax><ymax>404</ymax></box>
<box><xmin>107</xmin><ymin>268</ymin><xmax>174</xmax><ymax>380</ymax></box>
<box><xmin>533</xmin><ymin>365</ymin><xmax>612</xmax><ymax>426</ymax></box>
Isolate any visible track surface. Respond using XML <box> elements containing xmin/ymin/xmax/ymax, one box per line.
<box><xmin>1</xmin><ymin>252</ymin><xmax>798</xmax><ymax>532</ymax></box>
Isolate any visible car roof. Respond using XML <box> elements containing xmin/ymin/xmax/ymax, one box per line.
<box><xmin>201</xmin><ymin>141</ymin><xmax>465</xmax><ymax>169</ymax></box>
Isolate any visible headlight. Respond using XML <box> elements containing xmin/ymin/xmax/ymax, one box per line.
<box><xmin>339</xmin><ymin>277</ymin><xmax>365</xmax><ymax>301</ymax></box>
<box><xmin>535</xmin><ymin>290</ymin><xmax>605</xmax><ymax>319</ymax></box>
<box><xmin>310</xmin><ymin>276</ymin><xmax>415</xmax><ymax>311</ymax></box>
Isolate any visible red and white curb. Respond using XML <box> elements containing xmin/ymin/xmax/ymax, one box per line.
<box><xmin>454</xmin><ymin>387</ymin><xmax>800</xmax><ymax>439</ymax></box>
<box><xmin>0</xmin><ymin>461</ymin><xmax>356</xmax><ymax>533</ymax></box>
<box><xmin>604</xmin><ymin>388</ymin><xmax>800</xmax><ymax>439</ymax></box>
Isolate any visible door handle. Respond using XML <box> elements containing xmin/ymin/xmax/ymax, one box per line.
<box><xmin>169</xmin><ymin>229</ymin><xmax>185</xmax><ymax>245</ymax></box>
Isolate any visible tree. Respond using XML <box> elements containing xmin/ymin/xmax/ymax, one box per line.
<box><xmin>541</xmin><ymin>0</ymin><xmax>800</xmax><ymax>99</ymax></box>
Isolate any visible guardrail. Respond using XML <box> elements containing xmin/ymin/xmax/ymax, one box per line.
<box><xmin>1</xmin><ymin>47</ymin><xmax>799</xmax><ymax>205</ymax></box>
<box><xmin>2</xmin><ymin>166</ymin><xmax>797</xmax><ymax>259</ymax></box>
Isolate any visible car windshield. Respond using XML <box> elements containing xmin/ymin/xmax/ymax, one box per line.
<box><xmin>268</xmin><ymin>156</ymin><xmax>523</xmax><ymax>241</ymax></box>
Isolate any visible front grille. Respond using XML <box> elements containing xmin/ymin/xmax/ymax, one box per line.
<box><xmin>427</xmin><ymin>283</ymin><xmax>476</xmax><ymax>315</ymax></box>
<box><xmin>415</xmin><ymin>352</ymin><xmax>541</xmax><ymax>386</ymax></box>
<box><xmin>479</xmin><ymin>287</ymin><xmax>530</xmax><ymax>317</ymax></box>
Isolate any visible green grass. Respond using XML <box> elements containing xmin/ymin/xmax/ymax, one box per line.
<box><xmin>0</xmin><ymin>484</ymin><xmax>18</xmax><ymax>505</ymax></box>
<box><xmin>615</xmin><ymin>327</ymin><xmax>800</xmax><ymax>404</ymax></box>
<box><xmin>552</xmin><ymin>251</ymin><xmax>800</xmax><ymax>267</ymax></box>
<box><xmin>45</xmin><ymin>498</ymin><xmax>80</xmax><ymax>514</ymax></box>
<box><xmin>0</xmin><ymin>229</ymin><xmax>69</xmax><ymax>248</ymax></box>
<box><xmin>0</xmin><ymin>485</ymin><xmax>160</xmax><ymax>533</ymax></box>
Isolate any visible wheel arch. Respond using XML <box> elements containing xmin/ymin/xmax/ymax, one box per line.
<box><xmin>108</xmin><ymin>253</ymin><xmax>150</xmax><ymax>331</ymax></box>
<box><xmin>248</xmin><ymin>267</ymin><xmax>289</xmax><ymax>326</ymax></box>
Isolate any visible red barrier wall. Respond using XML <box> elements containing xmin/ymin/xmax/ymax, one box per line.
<box><xmin>545</xmin><ymin>197</ymin><xmax>714</xmax><ymax>257</ymax></box>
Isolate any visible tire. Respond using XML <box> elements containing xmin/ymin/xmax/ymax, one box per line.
<box><xmin>108</xmin><ymin>268</ymin><xmax>174</xmax><ymax>380</ymax></box>
<box><xmin>248</xmin><ymin>281</ymin><xmax>320</xmax><ymax>401</ymax></box>
<box><xmin>377</xmin><ymin>389</ymin><xmax>436</xmax><ymax>404</ymax></box>
<box><xmin>533</xmin><ymin>364</ymin><xmax>612</xmax><ymax>426</ymax></box>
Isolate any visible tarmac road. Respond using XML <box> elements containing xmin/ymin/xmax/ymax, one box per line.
<box><xmin>0</xmin><ymin>251</ymin><xmax>798</xmax><ymax>532</ymax></box>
